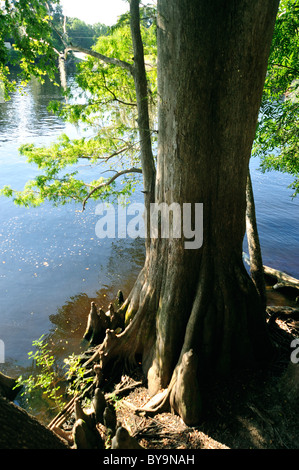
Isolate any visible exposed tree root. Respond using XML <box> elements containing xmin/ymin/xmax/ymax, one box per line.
<box><xmin>49</xmin><ymin>258</ymin><xmax>299</xmax><ymax>447</ymax></box>
<box><xmin>133</xmin><ymin>350</ymin><xmax>202</xmax><ymax>427</ymax></box>
<box><xmin>71</xmin><ymin>248</ymin><xmax>275</xmax><ymax>429</ymax></box>
<box><xmin>131</xmin><ymin>388</ymin><xmax>170</xmax><ymax>416</ymax></box>
<box><xmin>112</xmin><ymin>426</ymin><xmax>144</xmax><ymax>449</ymax></box>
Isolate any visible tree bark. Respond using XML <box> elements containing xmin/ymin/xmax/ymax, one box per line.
<box><xmin>246</xmin><ymin>168</ymin><xmax>267</xmax><ymax>309</ymax></box>
<box><xmin>0</xmin><ymin>397</ymin><xmax>68</xmax><ymax>449</ymax></box>
<box><xmin>130</xmin><ymin>0</ymin><xmax>156</xmax><ymax>245</ymax></box>
<box><xmin>58</xmin><ymin>53</ymin><xmax>67</xmax><ymax>91</ymax></box>
<box><xmin>94</xmin><ymin>0</ymin><xmax>280</xmax><ymax>426</ymax></box>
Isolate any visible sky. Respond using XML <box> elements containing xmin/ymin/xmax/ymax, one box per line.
<box><xmin>59</xmin><ymin>0</ymin><xmax>131</xmax><ymax>26</ymax></box>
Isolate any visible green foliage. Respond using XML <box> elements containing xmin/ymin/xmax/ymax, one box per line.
<box><xmin>15</xmin><ymin>336</ymin><xmax>94</xmax><ymax>412</ymax></box>
<box><xmin>253</xmin><ymin>0</ymin><xmax>299</xmax><ymax>196</ymax></box>
<box><xmin>0</xmin><ymin>131</ymin><xmax>140</xmax><ymax>206</ymax></box>
<box><xmin>15</xmin><ymin>335</ymin><xmax>65</xmax><ymax>411</ymax></box>
<box><xmin>63</xmin><ymin>353</ymin><xmax>94</xmax><ymax>397</ymax></box>
<box><xmin>1</xmin><ymin>6</ymin><xmax>156</xmax><ymax>208</ymax></box>
<box><xmin>0</xmin><ymin>0</ymin><xmax>61</xmax><ymax>94</ymax></box>
<box><xmin>66</xmin><ymin>18</ymin><xmax>108</xmax><ymax>49</ymax></box>
<box><xmin>107</xmin><ymin>391</ymin><xmax>123</xmax><ymax>410</ymax></box>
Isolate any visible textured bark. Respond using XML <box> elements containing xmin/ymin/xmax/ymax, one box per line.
<box><xmin>246</xmin><ymin>169</ymin><xmax>267</xmax><ymax>309</ymax></box>
<box><xmin>95</xmin><ymin>0</ymin><xmax>280</xmax><ymax>426</ymax></box>
<box><xmin>0</xmin><ymin>396</ymin><xmax>68</xmax><ymax>449</ymax></box>
<box><xmin>130</xmin><ymin>0</ymin><xmax>156</xmax><ymax>244</ymax></box>
<box><xmin>58</xmin><ymin>53</ymin><xmax>67</xmax><ymax>91</ymax></box>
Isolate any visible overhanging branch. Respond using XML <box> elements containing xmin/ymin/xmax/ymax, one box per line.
<box><xmin>100</xmin><ymin>70</ymin><xmax>137</xmax><ymax>107</ymax></box>
<box><xmin>82</xmin><ymin>167</ymin><xmax>142</xmax><ymax>211</ymax></box>
<box><xmin>271</xmin><ymin>63</ymin><xmax>299</xmax><ymax>74</ymax></box>
<box><xmin>65</xmin><ymin>45</ymin><xmax>134</xmax><ymax>74</ymax></box>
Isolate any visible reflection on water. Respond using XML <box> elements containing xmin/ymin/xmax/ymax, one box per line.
<box><xmin>0</xmin><ymin>78</ymin><xmax>66</xmax><ymax>145</ymax></box>
<box><xmin>47</xmin><ymin>237</ymin><xmax>145</xmax><ymax>362</ymax></box>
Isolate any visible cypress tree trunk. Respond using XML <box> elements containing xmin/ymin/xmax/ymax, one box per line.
<box><xmin>99</xmin><ymin>0</ymin><xmax>279</xmax><ymax>426</ymax></box>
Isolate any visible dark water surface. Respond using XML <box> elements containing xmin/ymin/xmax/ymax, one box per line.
<box><xmin>0</xmin><ymin>76</ymin><xmax>298</xmax><ymax>408</ymax></box>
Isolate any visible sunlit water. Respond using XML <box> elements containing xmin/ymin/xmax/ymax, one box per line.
<box><xmin>0</xmin><ymin>74</ymin><xmax>298</xmax><ymax>419</ymax></box>
<box><xmin>0</xmin><ymin>75</ymin><xmax>145</xmax><ymax>379</ymax></box>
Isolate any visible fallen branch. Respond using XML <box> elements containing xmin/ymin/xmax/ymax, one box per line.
<box><xmin>48</xmin><ymin>395</ymin><xmax>77</xmax><ymax>430</ymax></box>
<box><xmin>243</xmin><ymin>253</ymin><xmax>299</xmax><ymax>293</ymax></box>
<box><xmin>263</xmin><ymin>265</ymin><xmax>299</xmax><ymax>291</ymax></box>
<box><xmin>106</xmin><ymin>380</ymin><xmax>144</xmax><ymax>400</ymax></box>
<box><xmin>48</xmin><ymin>382</ymin><xmax>95</xmax><ymax>431</ymax></box>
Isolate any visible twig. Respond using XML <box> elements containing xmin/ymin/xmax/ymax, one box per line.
<box><xmin>100</xmin><ymin>70</ymin><xmax>137</xmax><ymax>107</ymax></box>
<box><xmin>82</xmin><ymin>167</ymin><xmax>142</xmax><ymax>211</ymax></box>
<box><xmin>120</xmin><ymin>399</ymin><xmax>139</xmax><ymax>411</ymax></box>
<box><xmin>48</xmin><ymin>382</ymin><xmax>94</xmax><ymax>430</ymax></box>
<box><xmin>106</xmin><ymin>381</ymin><xmax>144</xmax><ymax>400</ymax></box>
<box><xmin>271</xmin><ymin>63</ymin><xmax>299</xmax><ymax>74</ymax></box>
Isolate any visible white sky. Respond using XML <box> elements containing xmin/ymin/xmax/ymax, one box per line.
<box><xmin>59</xmin><ymin>0</ymin><xmax>131</xmax><ymax>26</ymax></box>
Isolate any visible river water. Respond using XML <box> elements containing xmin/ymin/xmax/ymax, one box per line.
<box><xmin>0</xmin><ymin>75</ymin><xmax>145</xmax><ymax>379</ymax></box>
<box><xmin>0</xmin><ymin>75</ymin><xmax>298</xmax><ymax>402</ymax></box>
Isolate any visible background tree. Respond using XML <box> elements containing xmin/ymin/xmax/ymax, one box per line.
<box><xmin>0</xmin><ymin>0</ymin><xmax>61</xmax><ymax>97</ymax></box>
<box><xmin>65</xmin><ymin>18</ymin><xmax>108</xmax><ymax>49</ymax></box>
<box><xmin>0</xmin><ymin>4</ymin><xmax>157</xmax><ymax>207</ymax></box>
<box><xmin>245</xmin><ymin>0</ymin><xmax>298</xmax><ymax>310</ymax></box>
<box><xmin>253</xmin><ymin>0</ymin><xmax>299</xmax><ymax>196</ymax></box>
<box><xmin>0</xmin><ymin>1</ymin><xmax>107</xmax><ymax>96</ymax></box>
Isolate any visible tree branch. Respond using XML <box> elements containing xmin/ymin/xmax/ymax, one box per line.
<box><xmin>69</xmin><ymin>143</ymin><xmax>137</xmax><ymax>161</ymax></box>
<box><xmin>82</xmin><ymin>167</ymin><xmax>142</xmax><ymax>211</ymax></box>
<box><xmin>271</xmin><ymin>63</ymin><xmax>299</xmax><ymax>74</ymax></box>
<box><xmin>97</xmin><ymin>144</ymin><xmax>139</xmax><ymax>162</ymax></box>
<box><xmin>65</xmin><ymin>45</ymin><xmax>134</xmax><ymax>74</ymax></box>
<box><xmin>100</xmin><ymin>70</ymin><xmax>137</xmax><ymax>107</ymax></box>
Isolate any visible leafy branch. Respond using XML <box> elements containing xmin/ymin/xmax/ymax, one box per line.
<box><xmin>82</xmin><ymin>167</ymin><xmax>142</xmax><ymax>211</ymax></box>
<box><xmin>65</xmin><ymin>45</ymin><xmax>134</xmax><ymax>74</ymax></box>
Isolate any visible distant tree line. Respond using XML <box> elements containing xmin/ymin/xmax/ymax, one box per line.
<box><xmin>3</xmin><ymin>1</ymin><xmax>108</xmax><ymax>72</ymax></box>
<box><xmin>50</xmin><ymin>3</ymin><xmax>108</xmax><ymax>51</ymax></box>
